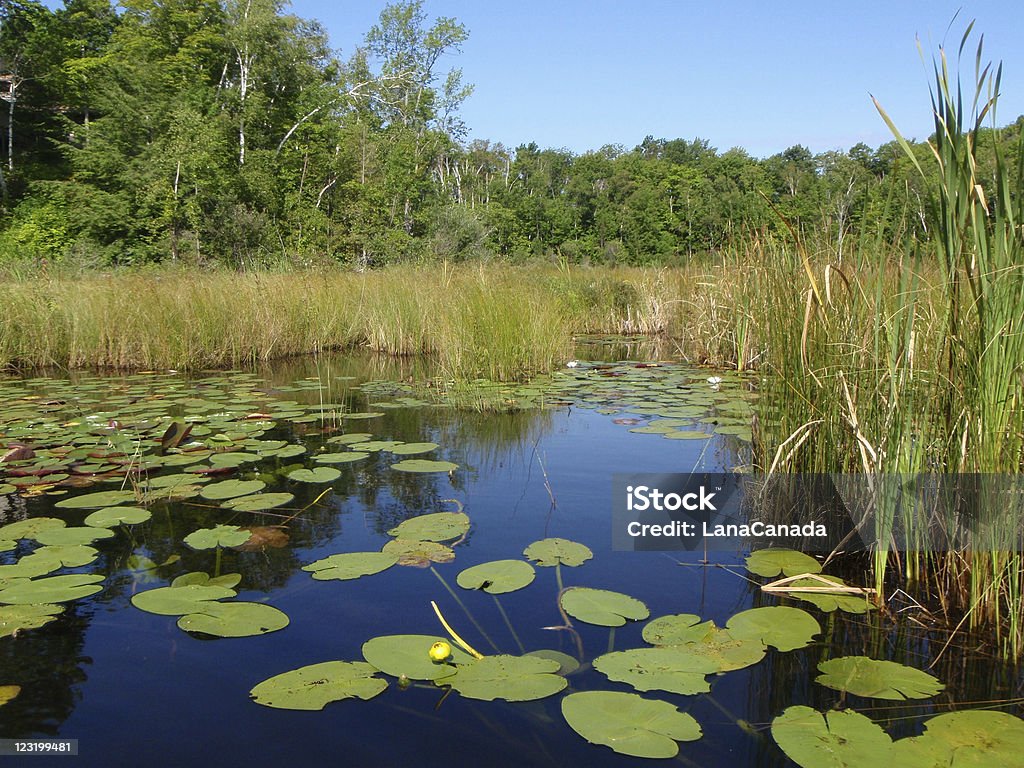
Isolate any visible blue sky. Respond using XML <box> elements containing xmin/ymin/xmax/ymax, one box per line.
<box><xmin>287</xmin><ymin>0</ymin><xmax>1024</xmax><ymax>158</ymax></box>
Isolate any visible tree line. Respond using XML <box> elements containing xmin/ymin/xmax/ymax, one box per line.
<box><xmin>0</xmin><ymin>0</ymin><xmax>1021</xmax><ymax>267</ymax></box>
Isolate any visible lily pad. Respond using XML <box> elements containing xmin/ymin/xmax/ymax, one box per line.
<box><xmin>170</xmin><ymin>572</ymin><xmax>242</xmax><ymax>590</ymax></box>
<box><xmin>524</xmin><ymin>649</ymin><xmax>580</xmax><ymax>675</ymax></box>
<box><xmin>221</xmin><ymin>493</ymin><xmax>295</xmax><ymax>512</ymax></box>
<box><xmin>746</xmin><ymin>548</ymin><xmax>822</xmax><ymax>578</ymax></box>
<box><xmin>131</xmin><ymin>584</ymin><xmax>235</xmax><ymax>615</ymax></box>
<box><xmin>892</xmin><ymin>710</ymin><xmax>1024</xmax><ymax>766</ymax></box>
<box><xmin>381</xmin><ymin>539</ymin><xmax>455</xmax><ymax>567</ymax></box>
<box><xmin>388</xmin><ymin>442</ymin><xmax>438</xmax><ymax>455</ymax></box>
<box><xmin>84</xmin><ymin>506</ymin><xmax>152</xmax><ymax>527</ymax></box>
<box><xmin>0</xmin><ymin>517</ymin><xmax>66</xmax><ymax>540</ymax></box>
<box><xmin>199</xmin><ymin>479</ymin><xmax>265</xmax><ymax>500</ymax></box>
<box><xmin>643</xmin><ymin>614</ymin><xmax>716</xmax><ymax>646</ymax></box>
<box><xmin>287</xmin><ymin>467</ymin><xmax>341</xmax><ymax>484</ymax></box>
<box><xmin>523</xmin><ymin>538</ymin><xmax>593</xmax><ymax>567</ymax></box>
<box><xmin>302</xmin><ymin>552</ymin><xmax>399</xmax><ymax>581</ymax></box>
<box><xmin>361</xmin><ymin>634</ymin><xmax>472</xmax><ymax>681</ymax></box>
<box><xmin>457</xmin><ymin>560</ymin><xmax>535</xmax><ymax>594</ymax></box>
<box><xmin>326</xmin><ymin>433</ymin><xmax>373</xmax><ymax>445</ymax></box>
<box><xmin>34</xmin><ymin>526</ymin><xmax>116</xmax><ymax>547</ymax></box>
<box><xmin>726</xmin><ymin>606</ymin><xmax>820</xmax><ymax>651</ymax></box>
<box><xmin>250</xmin><ymin>661</ymin><xmax>387</xmax><ymax>710</ymax></box>
<box><xmin>816</xmin><ymin>656</ymin><xmax>944</xmax><ymax>700</ymax></box>
<box><xmin>448</xmin><ymin>654</ymin><xmax>566</xmax><ymax>701</ymax></box>
<box><xmin>787</xmin><ymin>575</ymin><xmax>874</xmax><ymax>614</ymax></box>
<box><xmin>391</xmin><ymin>459</ymin><xmax>458</xmax><ymax>473</ymax></box>
<box><xmin>314</xmin><ymin>452</ymin><xmax>369</xmax><ymax>465</ymax></box>
<box><xmin>772</xmin><ymin>706</ymin><xmax>892</xmax><ymax>768</ymax></box>
<box><xmin>594</xmin><ymin>647</ymin><xmax>719</xmax><ymax>695</ymax></box>
<box><xmin>177</xmin><ymin>601</ymin><xmax>289</xmax><ymax>637</ymax></box>
<box><xmin>0</xmin><ymin>574</ymin><xmax>105</xmax><ymax>604</ymax></box>
<box><xmin>562</xmin><ymin>690</ymin><xmax>702</xmax><ymax>759</ymax></box>
<box><xmin>0</xmin><ymin>603</ymin><xmax>64</xmax><ymax>637</ymax></box>
<box><xmin>29</xmin><ymin>545</ymin><xmax>100</xmax><ymax>569</ymax></box>
<box><xmin>560</xmin><ymin>587</ymin><xmax>650</xmax><ymax>627</ymax></box>
<box><xmin>184</xmin><ymin>525</ymin><xmax>252</xmax><ymax>550</ymax></box>
<box><xmin>54</xmin><ymin>489</ymin><xmax>138</xmax><ymax>509</ymax></box>
<box><xmin>387</xmin><ymin>512</ymin><xmax>470</xmax><ymax>542</ymax></box>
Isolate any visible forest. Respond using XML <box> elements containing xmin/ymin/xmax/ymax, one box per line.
<box><xmin>1</xmin><ymin>0</ymin><xmax>1021</xmax><ymax>269</ymax></box>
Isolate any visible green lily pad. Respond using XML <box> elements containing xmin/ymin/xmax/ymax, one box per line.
<box><xmin>327</xmin><ymin>433</ymin><xmax>373</xmax><ymax>445</ymax></box>
<box><xmin>388</xmin><ymin>442</ymin><xmax>439</xmax><ymax>456</ymax></box>
<box><xmin>54</xmin><ymin>489</ymin><xmax>138</xmax><ymax>509</ymax></box>
<box><xmin>170</xmin><ymin>572</ymin><xmax>242</xmax><ymax>589</ymax></box>
<box><xmin>746</xmin><ymin>548</ymin><xmax>822</xmax><ymax>578</ymax></box>
<box><xmin>726</xmin><ymin>606</ymin><xmax>820</xmax><ymax>651</ymax></box>
<box><xmin>221</xmin><ymin>493</ymin><xmax>295</xmax><ymax>512</ymax></box>
<box><xmin>357</xmin><ymin>441</ymin><xmax>405</xmax><ymax>453</ymax></box>
<box><xmin>643</xmin><ymin>614</ymin><xmax>716</xmax><ymax>646</ymax></box>
<box><xmin>340</xmin><ymin>412</ymin><xmax>384</xmax><ymax>420</ymax></box>
<box><xmin>314</xmin><ymin>452</ymin><xmax>369</xmax><ymax>464</ymax></box>
<box><xmin>594</xmin><ymin>647</ymin><xmax>719</xmax><ymax>695</ymax></box>
<box><xmin>0</xmin><ymin>517</ymin><xmax>66</xmax><ymax>540</ymax></box>
<box><xmin>560</xmin><ymin>587</ymin><xmax>650</xmax><ymax>627</ymax></box>
<box><xmin>302</xmin><ymin>552</ymin><xmax>399</xmax><ymax>581</ymax></box>
<box><xmin>448</xmin><ymin>654</ymin><xmax>566</xmax><ymax>701</ymax></box>
<box><xmin>562</xmin><ymin>690</ymin><xmax>702</xmax><ymax>759</ymax></box>
<box><xmin>391</xmin><ymin>459</ymin><xmax>458</xmax><ymax>473</ymax></box>
<box><xmin>84</xmin><ymin>506</ymin><xmax>152</xmax><ymax>527</ymax></box>
<box><xmin>0</xmin><ymin>484</ymin><xmax>15</xmax><ymax>494</ymax></box>
<box><xmin>208</xmin><ymin>452</ymin><xmax>262</xmax><ymax>468</ymax></box>
<box><xmin>772</xmin><ymin>706</ymin><xmax>892</xmax><ymax>768</ymax></box>
<box><xmin>29</xmin><ymin>545</ymin><xmax>100</xmax><ymax>569</ymax></box>
<box><xmin>0</xmin><ymin>540</ymin><xmax>14</xmax><ymax>552</ymax></box>
<box><xmin>816</xmin><ymin>656</ymin><xmax>944</xmax><ymax>700</ymax></box>
<box><xmin>199</xmin><ymin>479</ymin><xmax>265</xmax><ymax>500</ymax></box>
<box><xmin>250</xmin><ymin>661</ymin><xmax>387</xmax><ymax>710</ymax></box>
<box><xmin>523</xmin><ymin>538</ymin><xmax>593</xmax><ymax>567</ymax></box>
<box><xmin>457</xmin><ymin>560</ymin><xmax>535</xmax><ymax>594</ymax></box>
<box><xmin>184</xmin><ymin>525</ymin><xmax>252</xmax><ymax>550</ymax></box>
<box><xmin>387</xmin><ymin>512</ymin><xmax>470</xmax><ymax>542</ymax></box>
<box><xmin>177</xmin><ymin>601</ymin><xmax>289</xmax><ymax>637</ymax></box>
<box><xmin>0</xmin><ymin>574</ymin><xmax>104</xmax><ymax>604</ymax></box>
<box><xmin>287</xmin><ymin>467</ymin><xmax>341</xmax><ymax>483</ymax></box>
<box><xmin>34</xmin><ymin>527</ymin><xmax>116</xmax><ymax>547</ymax></box>
<box><xmin>524</xmin><ymin>649</ymin><xmax>580</xmax><ymax>675</ymax></box>
<box><xmin>0</xmin><ymin>603</ymin><xmax>64</xmax><ymax>637</ymax></box>
<box><xmin>892</xmin><ymin>710</ymin><xmax>1024</xmax><ymax>766</ymax></box>
<box><xmin>361</xmin><ymin>634</ymin><xmax>472</xmax><ymax>681</ymax></box>
<box><xmin>787</xmin><ymin>575</ymin><xmax>874</xmax><ymax>613</ymax></box>
<box><xmin>381</xmin><ymin>539</ymin><xmax>455</xmax><ymax>567</ymax></box>
<box><xmin>131</xmin><ymin>584</ymin><xmax>236</xmax><ymax>616</ymax></box>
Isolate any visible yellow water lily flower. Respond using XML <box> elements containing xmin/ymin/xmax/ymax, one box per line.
<box><xmin>429</xmin><ymin>641</ymin><xmax>452</xmax><ymax>662</ymax></box>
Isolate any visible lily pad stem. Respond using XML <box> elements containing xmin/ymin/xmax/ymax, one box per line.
<box><xmin>430</xmin><ymin>600</ymin><xmax>484</xmax><ymax>660</ymax></box>
<box><xmin>429</xmin><ymin>566</ymin><xmax>500</xmax><ymax>654</ymax></box>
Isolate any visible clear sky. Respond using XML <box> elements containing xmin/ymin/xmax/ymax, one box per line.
<box><xmin>286</xmin><ymin>0</ymin><xmax>1024</xmax><ymax>158</ymax></box>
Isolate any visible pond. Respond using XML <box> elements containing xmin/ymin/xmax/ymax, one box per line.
<box><xmin>0</xmin><ymin>349</ymin><xmax>1020</xmax><ymax>767</ymax></box>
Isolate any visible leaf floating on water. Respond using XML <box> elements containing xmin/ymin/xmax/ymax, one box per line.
<box><xmin>160</xmin><ymin>420</ymin><xmax>193</xmax><ymax>452</ymax></box>
<box><xmin>816</xmin><ymin>657</ymin><xmax>944</xmax><ymax>700</ymax></box>
<box><xmin>314</xmin><ymin>452</ymin><xmax>369</xmax><ymax>464</ymax></box>
<box><xmin>745</xmin><ymin>548</ymin><xmax>822</xmax><ymax>578</ymax></box>
<box><xmin>221</xmin><ymin>492</ymin><xmax>294</xmax><ymax>512</ymax></box>
<box><xmin>0</xmin><ymin>685</ymin><xmax>20</xmax><ymax>707</ymax></box>
<box><xmin>522</xmin><ymin>538</ymin><xmax>593</xmax><ymax>567</ymax></box>
<box><xmin>390</xmin><ymin>459</ymin><xmax>458</xmax><ymax>474</ymax></box>
<box><xmin>326</xmin><ymin>433</ymin><xmax>373</xmax><ymax>445</ymax></box>
<box><xmin>0</xmin><ymin>517</ymin><xmax>66</xmax><ymax>540</ymax></box>
<box><xmin>456</xmin><ymin>560</ymin><xmax>535</xmax><ymax>594</ymax></box>
<box><xmin>131</xmin><ymin>584</ymin><xmax>235</xmax><ymax>616</ymax></box>
<box><xmin>34</xmin><ymin>526</ymin><xmax>116</xmax><ymax>547</ymax></box>
<box><xmin>892</xmin><ymin>710</ymin><xmax>1024</xmax><ymax>766</ymax></box>
<box><xmin>83</xmin><ymin>506</ymin><xmax>152</xmax><ymax>527</ymax></box>
<box><xmin>594</xmin><ymin>647</ymin><xmax>718</xmax><ymax>695</ymax></box>
<box><xmin>642</xmin><ymin>614</ymin><xmax>716</xmax><ymax>646</ymax></box>
<box><xmin>448</xmin><ymin>654</ymin><xmax>566</xmax><ymax>701</ymax></box>
<box><xmin>771</xmin><ymin>706</ymin><xmax>892</xmax><ymax>768</ymax></box>
<box><xmin>381</xmin><ymin>539</ymin><xmax>455</xmax><ymax>567</ymax></box>
<box><xmin>560</xmin><ymin>587</ymin><xmax>650</xmax><ymax>627</ymax></box>
<box><xmin>235</xmin><ymin>526</ymin><xmax>290</xmax><ymax>551</ymax></box>
<box><xmin>177</xmin><ymin>601</ymin><xmax>289</xmax><ymax>637</ymax></box>
<box><xmin>340</xmin><ymin>412</ymin><xmax>384</xmax><ymax>420</ymax></box>
<box><xmin>287</xmin><ymin>467</ymin><xmax>341</xmax><ymax>484</ymax></box>
<box><xmin>250</xmin><ymin>661</ymin><xmax>387</xmax><ymax>711</ymax></box>
<box><xmin>302</xmin><ymin>552</ymin><xmax>399</xmax><ymax>581</ymax></box>
<box><xmin>361</xmin><ymin>634</ymin><xmax>473</xmax><ymax>681</ymax></box>
<box><xmin>0</xmin><ymin>574</ymin><xmax>105</xmax><ymax>605</ymax></box>
<box><xmin>387</xmin><ymin>512</ymin><xmax>470</xmax><ymax>542</ymax></box>
<box><xmin>184</xmin><ymin>525</ymin><xmax>251</xmax><ymax>550</ymax></box>
<box><xmin>726</xmin><ymin>606</ymin><xmax>820</xmax><ymax>651</ymax></box>
<box><xmin>388</xmin><ymin>442</ymin><xmax>439</xmax><ymax>456</ymax></box>
<box><xmin>29</xmin><ymin>545</ymin><xmax>100</xmax><ymax>569</ymax></box>
<box><xmin>170</xmin><ymin>572</ymin><xmax>242</xmax><ymax>590</ymax></box>
<box><xmin>0</xmin><ymin>603</ymin><xmax>63</xmax><ymax>637</ymax></box>
<box><xmin>524</xmin><ymin>649</ymin><xmax>579</xmax><ymax>675</ymax></box>
<box><xmin>562</xmin><ymin>690</ymin><xmax>702</xmax><ymax>759</ymax></box>
<box><xmin>54</xmin><ymin>490</ymin><xmax>138</xmax><ymax>509</ymax></box>
<box><xmin>785</xmin><ymin>575</ymin><xmax>873</xmax><ymax>614</ymax></box>
<box><xmin>198</xmin><ymin>479</ymin><xmax>265</xmax><ymax>501</ymax></box>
